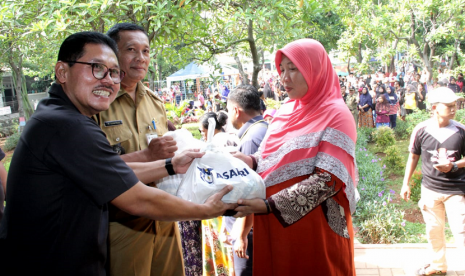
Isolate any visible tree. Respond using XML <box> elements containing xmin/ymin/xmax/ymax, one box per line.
<box><xmin>0</xmin><ymin>0</ymin><xmax>38</xmax><ymax>119</ymax></box>
<box><xmin>159</xmin><ymin>0</ymin><xmax>306</xmax><ymax>88</ymax></box>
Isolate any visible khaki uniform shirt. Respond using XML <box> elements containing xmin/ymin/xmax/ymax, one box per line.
<box><xmin>345</xmin><ymin>94</ymin><xmax>358</xmax><ymax>111</ymax></box>
<box><xmin>96</xmin><ymin>82</ymin><xmax>168</xmax><ymax>154</ymax></box>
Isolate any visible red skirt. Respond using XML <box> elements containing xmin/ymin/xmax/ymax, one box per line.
<box><xmin>253</xmin><ymin>174</ymin><xmax>356</xmax><ymax>276</ymax></box>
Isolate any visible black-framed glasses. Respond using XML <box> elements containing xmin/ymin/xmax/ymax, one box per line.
<box><xmin>62</xmin><ymin>61</ymin><xmax>125</xmax><ymax>84</ymax></box>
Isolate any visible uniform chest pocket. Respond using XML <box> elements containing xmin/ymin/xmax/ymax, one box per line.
<box><xmin>104</xmin><ymin>125</ymin><xmax>133</xmax><ymax>146</ymax></box>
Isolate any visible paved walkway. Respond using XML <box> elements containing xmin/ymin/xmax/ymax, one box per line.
<box><xmin>355</xmin><ymin>243</ymin><xmax>464</xmax><ymax>275</ymax></box>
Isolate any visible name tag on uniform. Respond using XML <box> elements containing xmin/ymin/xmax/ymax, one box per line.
<box><xmin>104</xmin><ymin>120</ymin><xmax>123</xmax><ymax>127</ymax></box>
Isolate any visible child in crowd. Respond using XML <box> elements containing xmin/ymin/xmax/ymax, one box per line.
<box><xmin>375</xmin><ymin>94</ymin><xmax>390</xmax><ymax>128</ymax></box>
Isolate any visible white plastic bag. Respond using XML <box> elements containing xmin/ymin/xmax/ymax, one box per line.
<box><xmin>155</xmin><ymin>129</ymin><xmax>205</xmax><ymax>195</ymax></box>
<box><xmin>176</xmin><ymin>118</ymin><xmax>266</xmax><ymax>204</ymax></box>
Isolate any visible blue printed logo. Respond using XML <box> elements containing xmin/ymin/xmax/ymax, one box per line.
<box><xmin>197</xmin><ymin>167</ymin><xmax>214</xmax><ymax>184</ymax></box>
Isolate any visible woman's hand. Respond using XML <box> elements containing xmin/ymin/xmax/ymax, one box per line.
<box><xmin>232</xmin><ymin>152</ymin><xmax>253</xmax><ymax>169</ymax></box>
<box><xmin>233</xmin><ymin>198</ymin><xmax>268</xmax><ymax>218</ymax></box>
<box><xmin>234</xmin><ymin>236</ymin><xmax>249</xmax><ymax>259</ymax></box>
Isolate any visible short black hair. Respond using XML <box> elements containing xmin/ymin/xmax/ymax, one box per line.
<box><xmin>228</xmin><ymin>85</ymin><xmax>261</xmax><ymax>114</ymax></box>
<box><xmin>57</xmin><ymin>31</ymin><xmax>118</xmax><ymax>63</ymax></box>
<box><xmin>107</xmin><ymin>23</ymin><xmax>148</xmax><ymax>43</ymax></box>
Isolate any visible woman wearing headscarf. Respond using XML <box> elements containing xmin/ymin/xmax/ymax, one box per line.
<box><xmin>358</xmin><ymin>86</ymin><xmax>374</xmax><ymax>128</ymax></box>
<box><xmin>233</xmin><ymin>39</ymin><xmax>358</xmax><ymax>275</ymax></box>
<box><xmin>386</xmin><ymin>85</ymin><xmax>398</xmax><ymax>128</ymax></box>
<box><xmin>402</xmin><ymin>84</ymin><xmax>419</xmax><ymax>115</ymax></box>
<box><xmin>417</xmin><ymin>83</ymin><xmax>427</xmax><ymax>110</ymax></box>
<box><xmin>263</xmin><ymin>82</ymin><xmax>275</xmax><ymax>100</ymax></box>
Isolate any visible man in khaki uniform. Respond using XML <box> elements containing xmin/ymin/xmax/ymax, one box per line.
<box><xmin>96</xmin><ymin>23</ymin><xmax>184</xmax><ymax>276</ymax></box>
<box><xmin>345</xmin><ymin>86</ymin><xmax>358</xmax><ymax>126</ymax></box>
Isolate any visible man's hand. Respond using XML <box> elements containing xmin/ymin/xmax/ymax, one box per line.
<box><xmin>146</xmin><ymin>136</ymin><xmax>177</xmax><ymax>161</ymax></box>
<box><xmin>433</xmin><ymin>161</ymin><xmax>453</xmax><ymax>173</ymax></box>
<box><xmin>400</xmin><ymin>182</ymin><xmax>411</xmax><ymax>202</ymax></box>
<box><xmin>234</xmin><ymin>198</ymin><xmax>268</xmax><ymax>218</ymax></box>
<box><xmin>234</xmin><ymin>235</ymin><xmax>249</xmax><ymax>259</ymax></box>
<box><xmin>203</xmin><ymin>186</ymin><xmax>237</xmax><ymax>218</ymax></box>
<box><xmin>172</xmin><ymin>149</ymin><xmax>204</xmax><ymax>174</ymax></box>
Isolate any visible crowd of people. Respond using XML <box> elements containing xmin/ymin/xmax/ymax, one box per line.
<box><xmin>341</xmin><ymin>68</ymin><xmax>465</xmax><ymax>130</ymax></box>
<box><xmin>0</xmin><ymin>21</ymin><xmax>463</xmax><ymax>276</ymax></box>
<box><xmin>0</xmin><ymin>23</ymin><xmax>359</xmax><ymax>276</ymax></box>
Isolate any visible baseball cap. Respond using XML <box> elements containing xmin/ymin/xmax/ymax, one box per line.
<box><xmin>428</xmin><ymin>87</ymin><xmax>463</xmax><ymax>104</ymax></box>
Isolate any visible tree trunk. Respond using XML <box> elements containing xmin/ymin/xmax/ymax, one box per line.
<box><xmin>448</xmin><ymin>39</ymin><xmax>460</xmax><ymax>70</ymax></box>
<box><xmin>148</xmin><ymin>61</ymin><xmax>155</xmax><ymax>91</ymax></box>
<box><xmin>356</xmin><ymin>42</ymin><xmax>363</xmax><ymax>64</ymax></box>
<box><xmin>347</xmin><ymin>58</ymin><xmax>351</xmax><ymax>74</ymax></box>
<box><xmin>247</xmin><ymin>19</ymin><xmax>261</xmax><ymax>89</ymax></box>
<box><xmin>233</xmin><ymin>52</ymin><xmax>249</xmax><ymax>85</ymax></box>
<box><xmin>0</xmin><ymin>71</ymin><xmax>4</xmax><ymax>102</ymax></box>
<box><xmin>408</xmin><ymin>10</ymin><xmax>434</xmax><ymax>83</ymax></box>
<box><xmin>8</xmin><ymin>52</ymin><xmax>25</xmax><ymax>118</ymax></box>
<box><xmin>158</xmin><ymin>62</ymin><xmax>163</xmax><ymax>84</ymax></box>
<box><xmin>388</xmin><ymin>39</ymin><xmax>399</xmax><ymax>73</ymax></box>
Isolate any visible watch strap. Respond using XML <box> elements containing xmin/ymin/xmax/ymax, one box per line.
<box><xmin>165</xmin><ymin>158</ymin><xmax>176</xmax><ymax>175</ymax></box>
<box><xmin>451</xmin><ymin>162</ymin><xmax>459</xmax><ymax>173</ymax></box>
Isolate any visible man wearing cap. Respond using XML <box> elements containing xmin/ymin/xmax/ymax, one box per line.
<box><xmin>401</xmin><ymin>87</ymin><xmax>465</xmax><ymax>276</ymax></box>
<box><xmin>345</xmin><ymin>87</ymin><xmax>358</xmax><ymax>126</ymax></box>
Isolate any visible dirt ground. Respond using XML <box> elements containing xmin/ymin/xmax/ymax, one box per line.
<box><xmin>386</xmin><ymin>174</ymin><xmax>425</xmax><ymax>224</ymax></box>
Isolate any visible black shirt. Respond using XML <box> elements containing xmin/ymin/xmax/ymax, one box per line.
<box><xmin>0</xmin><ymin>147</ymin><xmax>5</xmax><ymax>221</ymax></box>
<box><xmin>409</xmin><ymin>118</ymin><xmax>465</xmax><ymax>194</ymax></box>
<box><xmin>0</xmin><ymin>84</ymin><xmax>138</xmax><ymax>275</ymax></box>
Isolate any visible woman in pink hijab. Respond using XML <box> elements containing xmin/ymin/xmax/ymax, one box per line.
<box><xmin>234</xmin><ymin>39</ymin><xmax>358</xmax><ymax>275</ymax></box>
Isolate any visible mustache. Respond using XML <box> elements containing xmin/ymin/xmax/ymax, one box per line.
<box><xmin>93</xmin><ymin>85</ymin><xmax>114</xmax><ymax>93</ymax></box>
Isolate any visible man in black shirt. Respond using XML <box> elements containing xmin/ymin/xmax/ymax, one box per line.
<box><xmin>401</xmin><ymin>87</ymin><xmax>465</xmax><ymax>276</ymax></box>
<box><xmin>0</xmin><ymin>32</ymin><xmax>235</xmax><ymax>276</ymax></box>
<box><xmin>0</xmin><ymin>147</ymin><xmax>6</xmax><ymax>221</ymax></box>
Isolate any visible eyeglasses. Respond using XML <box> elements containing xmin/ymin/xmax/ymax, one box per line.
<box><xmin>62</xmin><ymin>61</ymin><xmax>125</xmax><ymax>84</ymax></box>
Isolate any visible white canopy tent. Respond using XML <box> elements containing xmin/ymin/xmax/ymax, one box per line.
<box><xmin>166</xmin><ymin>62</ymin><xmax>239</xmax><ymax>89</ymax></box>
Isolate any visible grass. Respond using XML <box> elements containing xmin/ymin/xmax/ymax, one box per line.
<box><xmin>179</xmin><ymin>122</ymin><xmax>201</xmax><ymax>140</ymax></box>
<box><xmin>364</xmin><ymin>138</ymin><xmax>456</xmax><ymax>243</ymax></box>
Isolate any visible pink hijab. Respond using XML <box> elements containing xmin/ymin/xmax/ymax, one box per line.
<box><xmin>256</xmin><ymin>39</ymin><xmax>358</xmax><ymax>213</ymax></box>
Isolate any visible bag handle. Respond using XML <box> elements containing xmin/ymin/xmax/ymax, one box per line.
<box><xmin>207</xmin><ymin>117</ymin><xmax>216</xmax><ymax>143</ymax></box>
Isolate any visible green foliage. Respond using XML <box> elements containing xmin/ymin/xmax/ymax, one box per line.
<box><xmin>393</xmin><ymin>119</ymin><xmax>410</xmax><ymax>140</ymax></box>
<box><xmin>4</xmin><ymin>132</ymin><xmax>21</xmax><ymax>151</ymax></box>
<box><xmin>264</xmin><ymin>98</ymin><xmax>280</xmax><ymax>110</ymax></box>
<box><xmin>355</xmin><ymin>128</ymin><xmax>410</xmax><ymax>244</ymax></box>
<box><xmin>403</xmin><ymin>222</ymin><xmax>427</xmax><ymax>243</ymax></box>
<box><xmin>404</xmin><ymin>110</ymin><xmax>431</xmax><ymax>135</ymax></box>
<box><xmin>357</xmin><ymin>196</ymin><xmax>406</xmax><ymax>244</ymax></box>
<box><xmin>356</xmin><ymin>127</ymin><xmax>373</xmax><ymax>147</ymax></box>
<box><xmin>372</xmin><ymin>126</ymin><xmax>395</xmax><ymax>150</ymax></box>
<box><xmin>182</xmin><ymin>123</ymin><xmax>201</xmax><ymax>140</ymax></box>
<box><xmin>455</xmin><ymin>108</ymin><xmax>465</xmax><ymax>125</ymax></box>
<box><xmin>409</xmin><ymin>170</ymin><xmax>422</xmax><ymax>203</ymax></box>
<box><xmin>4</xmin><ymin>161</ymin><xmax>10</xmax><ymax>173</ymax></box>
<box><xmin>383</xmin><ymin>145</ymin><xmax>405</xmax><ymax>175</ymax></box>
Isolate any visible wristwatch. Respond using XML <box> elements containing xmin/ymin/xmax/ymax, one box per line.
<box><xmin>451</xmin><ymin>162</ymin><xmax>459</xmax><ymax>173</ymax></box>
<box><xmin>165</xmin><ymin>158</ymin><xmax>176</xmax><ymax>175</ymax></box>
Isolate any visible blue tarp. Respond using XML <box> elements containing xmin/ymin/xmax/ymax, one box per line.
<box><xmin>167</xmin><ymin>62</ymin><xmax>208</xmax><ymax>79</ymax></box>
